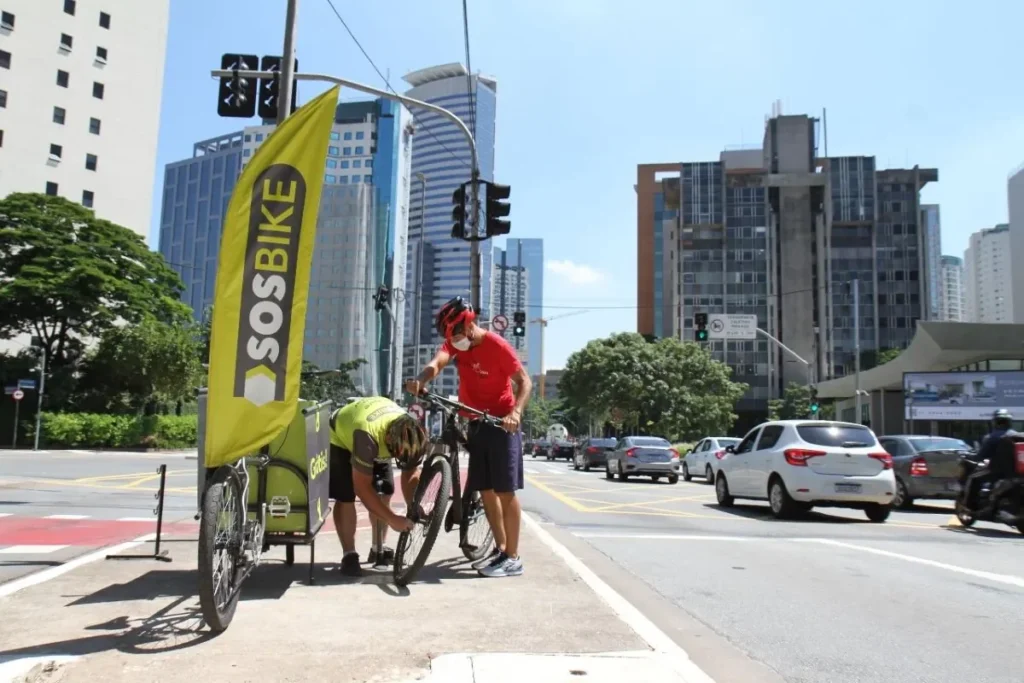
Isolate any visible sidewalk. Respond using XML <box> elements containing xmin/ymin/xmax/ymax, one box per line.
<box><xmin>0</xmin><ymin>515</ymin><xmax>714</xmax><ymax>683</ymax></box>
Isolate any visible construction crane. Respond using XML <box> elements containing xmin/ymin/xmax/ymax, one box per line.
<box><xmin>531</xmin><ymin>309</ymin><xmax>590</xmax><ymax>399</ymax></box>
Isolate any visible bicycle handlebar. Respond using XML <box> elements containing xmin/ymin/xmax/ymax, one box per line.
<box><xmin>410</xmin><ymin>390</ymin><xmax>503</xmax><ymax>427</ymax></box>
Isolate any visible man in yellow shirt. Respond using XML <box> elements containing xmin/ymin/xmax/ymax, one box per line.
<box><xmin>329</xmin><ymin>396</ymin><xmax>429</xmax><ymax>577</ymax></box>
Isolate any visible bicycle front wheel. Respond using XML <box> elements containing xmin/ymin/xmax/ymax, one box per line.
<box><xmin>460</xmin><ymin>489</ymin><xmax>493</xmax><ymax>561</ymax></box>
<box><xmin>198</xmin><ymin>466</ymin><xmax>245</xmax><ymax>632</ymax></box>
<box><xmin>393</xmin><ymin>456</ymin><xmax>452</xmax><ymax>587</ymax></box>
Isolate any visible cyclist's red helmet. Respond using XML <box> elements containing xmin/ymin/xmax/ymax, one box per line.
<box><xmin>436</xmin><ymin>296</ymin><xmax>476</xmax><ymax>339</ymax></box>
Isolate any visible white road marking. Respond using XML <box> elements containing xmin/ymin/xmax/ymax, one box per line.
<box><xmin>522</xmin><ymin>513</ymin><xmax>717</xmax><ymax>683</ymax></box>
<box><xmin>44</xmin><ymin>514</ymin><xmax>90</xmax><ymax>520</ymax></box>
<box><xmin>0</xmin><ymin>513</ymin><xmax>13</xmax><ymax>518</ymax></box>
<box><xmin>0</xmin><ymin>545</ymin><xmax>69</xmax><ymax>555</ymax></box>
<box><xmin>0</xmin><ymin>532</ymin><xmax>154</xmax><ymax>598</ymax></box>
<box><xmin>116</xmin><ymin>516</ymin><xmax>157</xmax><ymax>522</ymax></box>
<box><xmin>571</xmin><ymin>533</ymin><xmax>1024</xmax><ymax>591</ymax></box>
<box><xmin>524</xmin><ymin>468</ymin><xmax>540</xmax><ymax>475</ymax></box>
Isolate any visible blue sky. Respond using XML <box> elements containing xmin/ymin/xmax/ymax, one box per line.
<box><xmin>151</xmin><ymin>0</ymin><xmax>1024</xmax><ymax>370</ymax></box>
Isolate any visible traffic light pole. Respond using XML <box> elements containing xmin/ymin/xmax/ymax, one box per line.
<box><xmin>755</xmin><ymin>326</ymin><xmax>816</xmax><ymax>396</ymax></box>
<box><xmin>277</xmin><ymin>0</ymin><xmax>298</xmax><ymax>125</ymax></box>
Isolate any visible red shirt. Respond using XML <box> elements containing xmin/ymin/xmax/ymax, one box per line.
<box><xmin>442</xmin><ymin>331</ymin><xmax>522</xmax><ymax>417</ymax></box>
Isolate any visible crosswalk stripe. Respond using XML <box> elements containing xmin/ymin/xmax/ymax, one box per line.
<box><xmin>44</xmin><ymin>514</ymin><xmax>90</xmax><ymax>520</ymax></box>
<box><xmin>0</xmin><ymin>545</ymin><xmax>69</xmax><ymax>555</ymax></box>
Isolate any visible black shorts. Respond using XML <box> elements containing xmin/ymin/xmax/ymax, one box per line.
<box><xmin>329</xmin><ymin>444</ymin><xmax>394</xmax><ymax>503</ymax></box>
<box><xmin>466</xmin><ymin>421</ymin><xmax>523</xmax><ymax>494</ymax></box>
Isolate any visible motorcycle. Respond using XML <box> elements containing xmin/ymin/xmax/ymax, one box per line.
<box><xmin>953</xmin><ymin>436</ymin><xmax>1024</xmax><ymax>535</ymax></box>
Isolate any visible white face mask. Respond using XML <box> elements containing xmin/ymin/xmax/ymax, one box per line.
<box><xmin>450</xmin><ymin>336</ymin><xmax>471</xmax><ymax>352</ymax></box>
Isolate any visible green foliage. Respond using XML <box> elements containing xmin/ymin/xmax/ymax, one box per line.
<box><xmin>559</xmin><ymin>332</ymin><xmax>747</xmax><ymax>442</ymax></box>
<box><xmin>300</xmin><ymin>358</ymin><xmax>367</xmax><ymax>404</ymax></box>
<box><xmin>523</xmin><ymin>395</ymin><xmax>559</xmax><ymax>439</ymax></box>
<box><xmin>768</xmin><ymin>382</ymin><xmax>836</xmax><ymax>421</ymax></box>
<box><xmin>76</xmin><ymin>319</ymin><xmax>204</xmax><ymax>413</ymax></box>
<box><xmin>876</xmin><ymin>347</ymin><xmax>902</xmax><ymax>365</ymax></box>
<box><xmin>40</xmin><ymin>412</ymin><xmax>198</xmax><ymax>449</ymax></box>
<box><xmin>0</xmin><ymin>193</ymin><xmax>190</xmax><ymax>364</ymax></box>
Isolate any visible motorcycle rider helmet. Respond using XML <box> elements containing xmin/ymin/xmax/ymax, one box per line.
<box><xmin>435</xmin><ymin>296</ymin><xmax>476</xmax><ymax>339</ymax></box>
<box><xmin>992</xmin><ymin>408</ymin><xmax>1013</xmax><ymax>429</ymax></box>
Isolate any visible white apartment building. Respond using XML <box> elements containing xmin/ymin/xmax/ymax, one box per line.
<box><xmin>964</xmin><ymin>224</ymin><xmax>1014</xmax><ymax>323</ymax></box>
<box><xmin>0</xmin><ymin>0</ymin><xmax>170</xmax><ymax>235</ymax></box>
<box><xmin>489</xmin><ymin>260</ymin><xmax>529</xmax><ymax>365</ymax></box>
<box><xmin>938</xmin><ymin>255</ymin><xmax>965</xmax><ymax>322</ymax></box>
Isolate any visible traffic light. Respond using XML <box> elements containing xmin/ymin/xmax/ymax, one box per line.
<box><xmin>257</xmin><ymin>56</ymin><xmax>298</xmax><ymax>120</ymax></box>
<box><xmin>484</xmin><ymin>181</ymin><xmax>511</xmax><ymax>237</ymax></box>
<box><xmin>217</xmin><ymin>53</ymin><xmax>258</xmax><ymax>118</ymax></box>
<box><xmin>373</xmin><ymin>285</ymin><xmax>390</xmax><ymax>313</ymax></box>
<box><xmin>694</xmin><ymin>312</ymin><xmax>708</xmax><ymax>342</ymax></box>
<box><xmin>809</xmin><ymin>386</ymin><xmax>820</xmax><ymax>416</ymax></box>
<box><xmin>513</xmin><ymin>311</ymin><xmax>526</xmax><ymax>337</ymax></box>
<box><xmin>451</xmin><ymin>182</ymin><xmax>468</xmax><ymax>239</ymax></box>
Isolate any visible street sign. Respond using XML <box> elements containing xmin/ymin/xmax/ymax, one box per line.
<box><xmin>492</xmin><ymin>314</ymin><xmax>509</xmax><ymax>332</ymax></box>
<box><xmin>4</xmin><ymin>386</ymin><xmax>16</xmax><ymax>395</ymax></box>
<box><xmin>12</xmin><ymin>389</ymin><xmax>24</xmax><ymax>401</ymax></box>
<box><xmin>18</xmin><ymin>379</ymin><xmax>35</xmax><ymax>390</ymax></box>
<box><xmin>408</xmin><ymin>403</ymin><xmax>425</xmax><ymax>422</ymax></box>
<box><xmin>707</xmin><ymin>314</ymin><xmax>758</xmax><ymax>340</ymax></box>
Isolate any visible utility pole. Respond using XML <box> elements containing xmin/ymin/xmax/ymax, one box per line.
<box><xmin>413</xmin><ymin>173</ymin><xmax>427</xmax><ymax>372</ymax></box>
<box><xmin>853</xmin><ymin>278</ymin><xmax>862</xmax><ymax>424</ymax></box>
<box><xmin>277</xmin><ymin>0</ymin><xmax>298</xmax><ymax>125</ymax></box>
<box><xmin>33</xmin><ymin>341</ymin><xmax>46</xmax><ymax>451</ymax></box>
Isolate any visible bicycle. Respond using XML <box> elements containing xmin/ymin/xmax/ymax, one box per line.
<box><xmin>196</xmin><ymin>380</ymin><xmax>334</xmax><ymax>633</ymax></box>
<box><xmin>392</xmin><ymin>391</ymin><xmax>501</xmax><ymax>586</ymax></box>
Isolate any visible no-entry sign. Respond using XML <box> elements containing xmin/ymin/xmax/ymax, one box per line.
<box><xmin>12</xmin><ymin>389</ymin><xmax>24</xmax><ymax>401</ymax></box>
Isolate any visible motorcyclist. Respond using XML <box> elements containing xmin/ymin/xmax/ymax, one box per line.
<box><xmin>965</xmin><ymin>409</ymin><xmax>1017</xmax><ymax>515</ymax></box>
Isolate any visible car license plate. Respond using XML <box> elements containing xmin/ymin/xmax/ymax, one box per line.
<box><xmin>835</xmin><ymin>483</ymin><xmax>862</xmax><ymax>493</ymax></box>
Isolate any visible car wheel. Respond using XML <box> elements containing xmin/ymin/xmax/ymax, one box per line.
<box><xmin>864</xmin><ymin>504</ymin><xmax>891</xmax><ymax>523</ymax></box>
<box><xmin>768</xmin><ymin>477</ymin><xmax>797</xmax><ymax>519</ymax></box>
<box><xmin>652</xmin><ymin>475</ymin><xmax>661</xmax><ymax>482</ymax></box>
<box><xmin>667</xmin><ymin>474</ymin><xmax>679</xmax><ymax>485</ymax></box>
<box><xmin>605</xmin><ymin>463</ymin><xmax>613</xmax><ymax>480</ymax></box>
<box><xmin>892</xmin><ymin>478</ymin><xmax>914</xmax><ymax>509</ymax></box>
<box><xmin>584</xmin><ymin>462</ymin><xmax>591</xmax><ymax>472</ymax></box>
<box><xmin>573</xmin><ymin>458</ymin><xmax>580</xmax><ymax>471</ymax></box>
<box><xmin>618</xmin><ymin>466</ymin><xmax>629</xmax><ymax>482</ymax></box>
<box><xmin>715</xmin><ymin>473</ymin><xmax>734</xmax><ymax>507</ymax></box>
<box><xmin>682</xmin><ymin>463</ymin><xmax>692</xmax><ymax>482</ymax></box>
<box><xmin>705</xmin><ymin>465</ymin><xmax>714</xmax><ymax>484</ymax></box>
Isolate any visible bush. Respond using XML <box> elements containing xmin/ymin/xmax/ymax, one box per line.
<box><xmin>673</xmin><ymin>442</ymin><xmax>696</xmax><ymax>456</ymax></box>
<box><xmin>41</xmin><ymin>412</ymin><xmax>198</xmax><ymax>449</ymax></box>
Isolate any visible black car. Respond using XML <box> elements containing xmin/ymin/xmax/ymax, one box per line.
<box><xmin>548</xmin><ymin>439</ymin><xmax>575</xmax><ymax>461</ymax></box>
<box><xmin>573</xmin><ymin>437</ymin><xmax>617</xmax><ymax>471</ymax></box>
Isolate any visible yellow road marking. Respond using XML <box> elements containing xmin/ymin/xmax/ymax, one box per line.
<box><xmin>73</xmin><ymin>469</ymin><xmax>192</xmax><ymax>484</ymax></box>
<box><xmin>525</xmin><ymin>476</ymin><xmax>592</xmax><ymax>513</ymax></box>
<box><xmin>585</xmin><ymin>494</ymin><xmax>713</xmax><ymax>513</ymax></box>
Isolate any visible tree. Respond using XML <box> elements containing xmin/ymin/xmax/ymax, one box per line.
<box><xmin>300</xmin><ymin>359</ymin><xmax>367</xmax><ymax>404</ymax></box>
<box><xmin>767</xmin><ymin>382</ymin><xmax>835</xmax><ymax>421</ymax></box>
<box><xmin>0</xmin><ymin>193</ymin><xmax>191</xmax><ymax>365</ymax></box>
<box><xmin>523</xmin><ymin>395</ymin><xmax>558</xmax><ymax>439</ymax></box>
<box><xmin>76</xmin><ymin>319</ymin><xmax>204</xmax><ymax>414</ymax></box>
<box><xmin>876</xmin><ymin>347</ymin><xmax>902</xmax><ymax>365</ymax></box>
<box><xmin>559</xmin><ymin>333</ymin><xmax>747</xmax><ymax>442</ymax></box>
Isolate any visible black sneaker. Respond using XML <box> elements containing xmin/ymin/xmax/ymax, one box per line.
<box><xmin>340</xmin><ymin>552</ymin><xmax>362</xmax><ymax>577</ymax></box>
<box><xmin>367</xmin><ymin>546</ymin><xmax>395</xmax><ymax>566</ymax></box>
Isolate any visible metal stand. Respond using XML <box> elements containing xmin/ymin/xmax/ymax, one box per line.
<box><xmin>371</xmin><ymin>479</ymin><xmax>389</xmax><ymax>568</ymax></box>
<box><xmin>106</xmin><ymin>464</ymin><xmax>173</xmax><ymax>562</ymax></box>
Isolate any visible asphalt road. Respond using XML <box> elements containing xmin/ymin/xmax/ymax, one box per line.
<box><xmin>519</xmin><ymin>455</ymin><xmax>1024</xmax><ymax>683</ymax></box>
<box><xmin>0</xmin><ymin>450</ymin><xmax>200</xmax><ymax>585</ymax></box>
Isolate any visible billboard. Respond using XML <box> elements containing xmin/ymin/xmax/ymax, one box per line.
<box><xmin>903</xmin><ymin>371</ymin><xmax>1024</xmax><ymax>421</ymax></box>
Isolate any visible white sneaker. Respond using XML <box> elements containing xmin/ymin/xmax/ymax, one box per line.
<box><xmin>471</xmin><ymin>547</ymin><xmax>502</xmax><ymax>570</ymax></box>
<box><xmin>479</xmin><ymin>554</ymin><xmax>523</xmax><ymax>578</ymax></box>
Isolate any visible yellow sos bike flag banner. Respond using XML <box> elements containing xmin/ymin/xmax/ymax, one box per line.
<box><xmin>205</xmin><ymin>85</ymin><xmax>341</xmax><ymax>469</ymax></box>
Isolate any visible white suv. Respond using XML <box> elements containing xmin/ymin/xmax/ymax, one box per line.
<box><xmin>714</xmin><ymin>420</ymin><xmax>896</xmax><ymax>522</ymax></box>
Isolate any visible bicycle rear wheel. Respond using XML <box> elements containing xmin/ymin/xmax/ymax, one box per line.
<box><xmin>393</xmin><ymin>456</ymin><xmax>452</xmax><ymax>586</ymax></box>
<box><xmin>198</xmin><ymin>465</ymin><xmax>245</xmax><ymax>632</ymax></box>
<box><xmin>460</xmin><ymin>489</ymin><xmax>493</xmax><ymax>561</ymax></box>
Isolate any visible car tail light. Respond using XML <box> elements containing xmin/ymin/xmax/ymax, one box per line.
<box><xmin>669</xmin><ymin>449</ymin><xmax>680</xmax><ymax>461</ymax></box>
<box><xmin>586</xmin><ymin>446</ymin><xmax>599</xmax><ymax>454</ymax></box>
<box><xmin>869</xmin><ymin>452</ymin><xmax>893</xmax><ymax>470</ymax></box>
<box><xmin>783</xmin><ymin>448</ymin><xmax>826</xmax><ymax>466</ymax></box>
<box><xmin>626</xmin><ymin>448</ymin><xmax>638</xmax><ymax>459</ymax></box>
<box><xmin>909</xmin><ymin>457</ymin><xmax>929</xmax><ymax>477</ymax></box>
<box><xmin>714</xmin><ymin>449</ymin><xmax>726</xmax><ymax>460</ymax></box>
<box><xmin>1015</xmin><ymin>443</ymin><xmax>1024</xmax><ymax>475</ymax></box>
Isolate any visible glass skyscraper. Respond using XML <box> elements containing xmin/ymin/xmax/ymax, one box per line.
<box><xmin>501</xmin><ymin>238</ymin><xmax>544</xmax><ymax>374</ymax></box>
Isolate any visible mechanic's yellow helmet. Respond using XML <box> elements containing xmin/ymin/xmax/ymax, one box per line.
<box><xmin>384</xmin><ymin>414</ymin><xmax>429</xmax><ymax>468</ymax></box>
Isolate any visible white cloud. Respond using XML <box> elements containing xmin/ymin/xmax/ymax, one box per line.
<box><xmin>545</xmin><ymin>259</ymin><xmax>605</xmax><ymax>286</ymax></box>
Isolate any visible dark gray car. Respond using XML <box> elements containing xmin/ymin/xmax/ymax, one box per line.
<box><xmin>573</xmin><ymin>437</ymin><xmax>617</xmax><ymax>471</ymax></box>
<box><xmin>878</xmin><ymin>435</ymin><xmax>974</xmax><ymax>509</ymax></box>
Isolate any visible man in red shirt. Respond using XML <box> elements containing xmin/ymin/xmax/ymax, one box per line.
<box><xmin>406</xmin><ymin>296</ymin><xmax>532</xmax><ymax>577</ymax></box>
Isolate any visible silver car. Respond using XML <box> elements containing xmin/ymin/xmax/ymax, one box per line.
<box><xmin>605</xmin><ymin>436</ymin><xmax>681</xmax><ymax>484</ymax></box>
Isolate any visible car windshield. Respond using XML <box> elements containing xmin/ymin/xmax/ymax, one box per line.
<box><xmin>628</xmin><ymin>437</ymin><xmax>671</xmax><ymax>447</ymax></box>
<box><xmin>718</xmin><ymin>438</ymin><xmax>740</xmax><ymax>448</ymax></box>
<box><xmin>590</xmin><ymin>438</ymin><xmax>617</xmax><ymax>447</ymax></box>
<box><xmin>796</xmin><ymin>423</ymin><xmax>877</xmax><ymax>447</ymax></box>
<box><xmin>910</xmin><ymin>437</ymin><xmax>971</xmax><ymax>452</ymax></box>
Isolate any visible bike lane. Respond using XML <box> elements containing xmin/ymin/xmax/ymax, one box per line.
<box><xmin>0</xmin><ymin>512</ymin><xmax>715</xmax><ymax>683</ymax></box>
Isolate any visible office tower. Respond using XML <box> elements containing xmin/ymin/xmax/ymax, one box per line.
<box><xmin>636</xmin><ymin>112</ymin><xmax>937</xmax><ymax>429</ymax></box>
<box><xmin>402</xmin><ymin>63</ymin><xmax>498</xmax><ymax>397</ymax></box>
<box><xmin>0</xmin><ymin>0</ymin><xmax>170</xmax><ymax>234</ymax></box>
<box><xmin>490</xmin><ymin>247</ymin><xmax>529</xmax><ymax>367</ymax></box>
<box><xmin>1007</xmin><ymin>165</ymin><xmax>1024</xmax><ymax>323</ymax></box>
<box><xmin>504</xmin><ymin>238</ymin><xmax>544</xmax><ymax>374</ymax></box>
<box><xmin>921</xmin><ymin>204</ymin><xmax>942</xmax><ymax>320</ymax></box>
<box><xmin>158</xmin><ymin>99</ymin><xmax>412</xmax><ymax>396</ymax></box>
<box><xmin>964</xmin><ymin>224</ymin><xmax>1013</xmax><ymax>323</ymax></box>
<box><xmin>939</xmin><ymin>255</ymin><xmax>965</xmax><ymax>322</ymax></box>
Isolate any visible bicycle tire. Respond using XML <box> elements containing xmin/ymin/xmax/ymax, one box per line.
<box><xmin>393</xmin><ymin>456</ymin><xmax>452</xmax><ymax>587</ymax></box>
<box><xmin>460</xmin><ymin>488</ymin><xmax>493</xmax><ymax>561</ymax></box>
<box><xmin>198</xmin><ymin>466</ymin><xmax>245</xmax><ymax>632</ymax></box>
